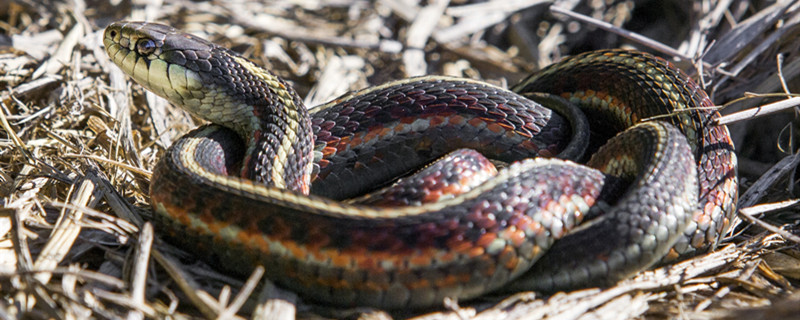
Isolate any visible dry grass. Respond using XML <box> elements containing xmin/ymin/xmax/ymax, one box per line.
<box><xmin>2</xmin><ymin>0</ymin><xmax>800</xmax><ymax>319</ymax></box>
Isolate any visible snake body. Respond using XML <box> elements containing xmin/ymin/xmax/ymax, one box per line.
<box><xmin>103</xmin><ymin>21</ymin><xmax>737</xmax><ymax>309</ymax></box>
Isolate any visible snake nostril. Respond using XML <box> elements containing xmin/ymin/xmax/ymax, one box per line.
<box><xmin>136</xmin><ymin>39</ymin><xmax>156</xmax><ymax>55</ymax></box>
<box><xmin>109</xmin><ymin>30</ymin><xmax>117</xmax><ymax>38</ymax></box>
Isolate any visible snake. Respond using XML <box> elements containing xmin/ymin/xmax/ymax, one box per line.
<box><xmin>103</xmin><ymin>21</ymin><xmax>737</xmax><ymax>309</ymax></box>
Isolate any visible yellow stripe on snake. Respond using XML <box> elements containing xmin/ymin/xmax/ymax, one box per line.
<box><xmin>104</xmin><ymin>21</ymin><xmax>737</xmax><ymax>309</ymax></box>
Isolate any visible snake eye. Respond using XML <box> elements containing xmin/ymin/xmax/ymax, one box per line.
<box><xmin>136</xmin><ymin>39</ymin><xmax>156</xmax><ymax>55</ymax></box>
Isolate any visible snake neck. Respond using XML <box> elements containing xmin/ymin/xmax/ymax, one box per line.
<box><xmin>103</xmin><ymin>22</ymin><xmax>315</xmax><ymax>193</ymax></box>
<box><xmin>222</xmin><ymin>55</ymin><xmax>315</xmax><ymax>193</ymax></box>
<box><xmin>157</xmin><ymin>46</ymin><xmax>316</xmax><ymax>193</ymax></box>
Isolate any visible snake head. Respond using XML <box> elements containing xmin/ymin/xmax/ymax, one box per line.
<box><xmin>103</xmin><ymin>21</ymin><xmax>242</xmax><ymax>128</ymax></box>
<box><xmin>103</xmin><ymin>21</ymin><xmax>307</xmax><ymax>143</ymax></box>
<box><xmin>104</xmin><ymin>21</ymin><xmax>315</xmax><ymax>191</ymax></box>
<box><xmin>103</xmin><ymin>21</ymin><xmax>215</xmax><ymax>98</ymax></box>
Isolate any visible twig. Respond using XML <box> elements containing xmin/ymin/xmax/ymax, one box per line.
<box><xmin>738</xmin><ymin>151</ymin><xmax>800</xmax><ymax>209</ymax></box>
<box><xmin>403</xmin><ymin>0</ymin><xmax>450</xmax><ymax>76</ymax></box>
<box><xmin>549</xmin><ymin>5</ymin><xmax>689</xmax><ymax>60</ymax></box>
<box><xmin>218</xmin><ymin>266</ymin><xmax>265</xmax><ymax>319</ymax></box>
<box><xmin>127</xmin><ymin>223</ymin><xmax>154</xmax><ymax>320</ymax></box>
<box><xmin>62</xmin><ymin>153</ymin><xmax>153</xmax><ymax>179</ymax></box>
<box><xmin>738</xmin><ymin>200</ymin><xmax>800</xmax><ymax>245</ymax></box>
<box><xmin>715</xmin><ymin>96</ymin><xmax>800</xmax><ymax>126</ymax></box>
<box><xmin>32</xmin><ymin>174</ymin><xmax>98</xmax><ymax>284</ymax></box>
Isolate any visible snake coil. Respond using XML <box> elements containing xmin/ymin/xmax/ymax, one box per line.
<box><xmin>104</xmin><ymin>21</ymin><xmax>737</xmax><ymax>309</ymax></box>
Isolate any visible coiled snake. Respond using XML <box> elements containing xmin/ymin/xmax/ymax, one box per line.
<box><xmin>103</xmin><ymin>21</ymin><xmax>737</xmax><ymax>309</ymax></box>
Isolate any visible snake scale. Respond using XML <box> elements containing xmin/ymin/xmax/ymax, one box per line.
<box><xmin>103</xmin><ymin>21</ymin><xmax>737</xmax><ymax>309</ymax></box>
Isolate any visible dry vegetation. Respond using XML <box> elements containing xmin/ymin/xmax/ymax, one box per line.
<box><xmin>2</xmin><ymin>0</ymin><xmax>800</xmax><ymax>319</ymax></box>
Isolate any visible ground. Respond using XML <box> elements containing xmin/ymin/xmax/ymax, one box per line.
<box><xmin>1</xmin><ymin>0</ymin><xmax>800</xmax><ymax>319</ymax></box>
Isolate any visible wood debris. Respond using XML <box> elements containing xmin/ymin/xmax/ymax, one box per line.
<box><xmin>1</xmin><ymin>0</ymin><xmax>800</xmax><ymax>319</ymax></box>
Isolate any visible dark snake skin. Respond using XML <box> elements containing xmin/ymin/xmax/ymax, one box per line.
<box><xmin>103</xmin><ymin>21</ymin><xmax>737</xmax><ymax>309</ymax></box>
